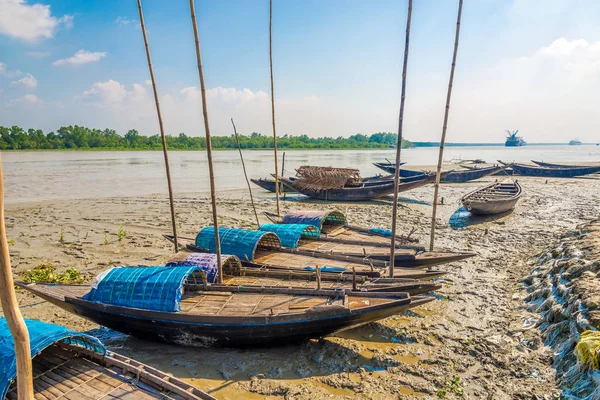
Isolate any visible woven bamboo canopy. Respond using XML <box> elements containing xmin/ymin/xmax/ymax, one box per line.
<box><xmin>293</xmin><ymin>166</ymin><xmax>362</xmax><ymax>192</ymax></box>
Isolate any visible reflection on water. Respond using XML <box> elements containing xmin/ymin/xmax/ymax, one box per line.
<box><xmin>3</xmin><ymin>145</ymin><xmax>598</xmax><ymax>203</ymax></box>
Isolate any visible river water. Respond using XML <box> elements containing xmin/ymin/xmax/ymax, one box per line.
<box><xmin>2</xmin><ymin>145</ymin><xmax>599</xmax><ymax>203</ymax></box>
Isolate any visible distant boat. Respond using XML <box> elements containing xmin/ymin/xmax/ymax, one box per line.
<box><xmin>569</xmin><ymin>138</ymin><xmax>582</xmax><ymax>145</ymax></box>
<box><xmin>505</xmin><ymin>130</ymin><xmax>525</xmax><ymax>147</ymax></box>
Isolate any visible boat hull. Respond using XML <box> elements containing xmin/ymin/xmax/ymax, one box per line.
<box><xmin>461</xmin><ymin>181</ymin><xmax>522</xmax><ymax>215</ymax></box>
<box><xmin>374</xmin><ymin>164</ymin><xmax>504</xmax><ymax>183</ymax></box>
<box><xmin>505</xmin><ymin>162</ymin><xmax>600</xmax><ymax>177</ymax></box>
<box><xmin>251</xmin><ymin>178</ymin><xmax>296</xmax><ymax>193</ymax></box>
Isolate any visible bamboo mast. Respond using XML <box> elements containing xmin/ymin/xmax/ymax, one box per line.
<box><xmin>0</xmin><ymin>155</ymin><xmax>34</xmax><ymax>400</ymax></box>
<box><xmin>189</xmin><ymin>0</ymin><xmax>223</xmax><ymax>282</ymax></box>
<box><xmin>429</xmin><ymin>0</ymin><xmax>463</xmax><ymax>251</ymax></box>
<box><xmin>136</xmin><ymin>0</ymin><xmax>179</xmax><ymax>253</ymax></box>
<box><xmin>389</xmin><ymin>0</ymin><xmax>413</xmax><ymax>278</ymax></box>
<box><xmin>231</xmin><ymin>118</ymin><xmax>260</xmax><ymax>228</ymax></box>
<box><xmin>269</xmin><ymin>0</ymin><xmax>281</xmax><ymax>216</ymax></box>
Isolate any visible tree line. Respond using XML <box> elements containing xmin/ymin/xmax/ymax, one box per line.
<box><xmin>0</xmin><ymin>126</ymin><xmax>413</xmax><ymax>150</ymax></box>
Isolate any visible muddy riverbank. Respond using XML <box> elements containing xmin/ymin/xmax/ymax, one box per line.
<box><xmin>4</xmin><ymin>175</ymin><xmax>600</xmax><ymax>398</ymax></box>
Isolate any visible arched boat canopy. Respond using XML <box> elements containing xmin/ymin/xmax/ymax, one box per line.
<box><xmin>196</xmin><ymin>226</ymin><xmax>281</xmax><ymax>261</ymax></box>
<box><xmin>281</xmin><ymin>210</ymin><xmax>346</xmax><ymax>232</ymax></box>
<box><xmin>83</xmin><ymin>266</ymin><xmax>205</xmax><ymax>313</ymax></box>
<box><xmin>0</xmin><ymin>318</ymin><xmax>106</xmax><ymax>398</ymax></box>
<box><xmin>167</xmin><ymin>252</ymin><xmax>242</xmax><ymax>281</ymax></box>
<box><xmin>259</xmin><ymin>224</ymin><xmax>319</xmax><ymax>248</ymax></box>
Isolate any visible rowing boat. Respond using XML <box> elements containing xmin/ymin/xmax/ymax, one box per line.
<box><xmin>461</xmin><ymin>180</ymin><xmax>522</xmax><ymax>215</ymax></box>
<box><xmin>530</xmin><ymin>160</ymin><xmax>600</xmax><ymax>170</ymax></box>
<box><xmin>498</xmin><ymin>161</ymin><xmax>600</xmax><ymax>177</ymax></box>
<box><xmin>279</xmin><ymin>173</ymin><xmax>439</xmax><ymax>201</ymax></box>
<box><xmin>374</xmin><ymin>163</ymin><xmax>504</xmax><ymax>182</ymax></box>
<box><xmin>1</xmin><ymin>318</ymin><xmax>213</xmax><ymax>400</ymax></box>
<box><xmin>17</xmin><ymin>266</ymin><xmax>433</xmax><ymax>347</ymax></box>
<box><xmin>166</xmin><ymin>252</ymin><xmax>442</xmax><ymax>295</ymax></box>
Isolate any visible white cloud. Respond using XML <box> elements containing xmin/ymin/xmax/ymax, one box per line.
<box><xmin>53</xmin><ymin>50</ymin><xmax>107</xmax><ymax>66</ymax></box>
<box><xmin>0</xmin><ymin>61</ymin><xmax>22</xmax><ymax>78</ymax></box>
<box><xmin>8</xmin><ymin>94</ymin><xmax>42</xmax><ymax>105</ymax></box>
<box><xmin>26</xmin><ymin>51</ymin><xmax>49</xmax><ymax>58</ymax></box>
<box><xmin>83</xmin><ymin>80</ymin><xmax>128</xmax><ymax>103</ymax></box>
<box><xmin>0</xmin><ymin>0</ymin><xmax>73</xmax><ymax>41</ymax></box>
<box><xmin>11</xmin><ymin>73</ymin><xmax>37</xmax><ymax>89</ymax></box>
<box><xmin>115</xmin><ymin>16</ymin><xmax>133</xmax><ymax>26</ymax></box>
<box><xmin>144</xmin><ymin>79</ymin><xmax>152</xmax><ymax>86</ymax></box>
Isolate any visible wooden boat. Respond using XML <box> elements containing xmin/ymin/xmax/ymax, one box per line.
<box><xmin>250</xmin><ymin>177</ymin><xmax>296</xmax><ymax>193</ymax></box>
<box><xmin>531</xmin><ymin>160</ymin><xmax>600</xmax><ymax>170</ymax></box>
<box><xmin>498</xmin><ymin>161</ymin><xmax>600</xmax><ymax>177</ymax></box>
<box><xmin>375</xmin><ymin>163</ymin><xmax>504</xmax><ymax>183</ymax></box>
<box><xmin>1</xmin><ymin>318</ymin><xmax>213</xmax><ymax>400</ymax></box>
<box><xmin>17</xmin><ymin>266</ymin><xmax>434</xmax><ymax>347</ymax></box>
<box><xmin>373</xmin><ymin>162</ymin><xmax>424</xmax><ymax>176</ymax></box>
<box><xmin>461</xmin><ymin>180</ymin><xmax>522</xmax><ymax>215</ymax></box>
<box><xmin>279</xmin><ymin>173</ymin><xmax>438</xmax><ymax>201</ymax></box>
<box><xmin>165</xmin><ymin>233</ymin><xmax>449</xmax><ymax>280</ymax></box>
<box><xmin>167</xmin><ymin>252</ymin><xmax>442</xmax><ymax>295</ymax></box>
<box><xmin>264</xmin><ymin>210</ymin><xmax>421</xmax><ymax>246</ymax></box>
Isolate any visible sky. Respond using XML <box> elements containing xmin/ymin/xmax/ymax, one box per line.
<box><xmin>0</xmin><ymin>0</ymin><xmax>599</xmax><ymax>143</ymax></box>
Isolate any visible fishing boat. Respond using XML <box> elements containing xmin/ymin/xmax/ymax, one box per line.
<box><xmin>373</xmin><ymin>162</ymin><xmax>425</xmax><ymax>176</ymax></box>
<box><xmin>17</xmin><ymin>266</ymin><xmax>434</xmax><ymax>347</ymax></box>
<box><xmin>279</xmin><ymin>173</ymin><xmax>439</xmax><ymax>201</ymax></box>
<box><xmin>374</xmin><ymin>163</ymin><xmax>504</xmax><ymax>183</ymax></box>
<box><xmin>1</xmin><ymin>318</ymin><xmax>213</xmax><ymax>400</ymax></box>
<box><xmin>505</xmin><ymin>130</ymin><xmax>525</xmax><ymax>147</ymax></box>
<box><xmin>530</xmin><ymin>160</ymin><xmax>599</xmax><ymax>169</ymax></box>
<box><xmin>264</xmin><ymin>209</ymin><xmax>420</xmax><ymax>246</ymax></box>
<box><xmin>461</xmin><ymin>180</ymin><xmax>522</xmax><ymax>215</ymax></box>
<box><xmin>498</xmin><ymin>161</ymin><xmax>600</xmax><ymax>177</ymax></box>
<box><xmin>250</xmin><ymin>177</ymin><xmax>296</xmax><ymax>193</ymax></box>
<box><xmin>167</xmin><ymin>252</ymin><xmax>442</xmax><ymax>295</ymax></box>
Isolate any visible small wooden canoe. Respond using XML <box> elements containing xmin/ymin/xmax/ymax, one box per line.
<box><xmin>375</xmin><ymin>163</ymin><xmax>504</xmax><ymax>183</ymax></box>
<box><xmin>498</xmin><ymin>161</ymin><xmax>600</xmax><ymax>177</ymax></box>
<box><xmin>167</xmin><ymin>252</ymin><xmax>442</xmax><ymax>295</ymax></box>
<box><xmin>17</xmin><ymin>266</ymin><xmax>434</xmax><ymax>347</ymax></box>
<box><xmin>531</xmin><ymin>160</ymin><xmax>600</xmax><ymax>170</ymax></box>
<box><xmin>1</xmin><ymin>318</ymin><xmax>213</xmax><ymax>400</ymax></box>
<box><xmin>461</xmin><ymin>180</ymin><xmax>522</xmax><ymax>215</ymax></box>
<box><xmin>251</xmin><ymin>177</ymin><xmax>297</xmax><ymax>193</ymax></box>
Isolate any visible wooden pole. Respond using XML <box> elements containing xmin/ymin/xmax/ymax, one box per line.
<box><xmin>0</xmin><ymin>155</ymin><xmax>34</xmax><ymax>400</ymax></box>
<box><xmin>281</xmin><ymin>152</ymin><xmax>286</xmax><ymax>199</ymax></box>
<box><xmin>231</xmin><ymin>118</ymin><xmax>260</xmax><ymax>229</ymax></box>
<box><xmin>429</xmin><ymin>0</ymin><xmax>463</xmax><ymax>251</ymax></box>
<box><xmin>269</xmin><ymin>0</ymin><xmax>281</xmax><ymax>216</ymax></box>
<box><xmin>189</xmin><ymin>0</ymin><xmax>223</xmax><ymax>283</ymax></box>
<box><xmin>389</xmin><ymin>0</ymin><xmax>413</xmax><ymax>278</ymax></box>
<box><xmin>136</xmin><ymin>0</ymin><xmax>179</xmax><ymax>253</ymax></box>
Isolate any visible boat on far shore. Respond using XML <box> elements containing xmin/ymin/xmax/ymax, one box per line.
<box><xmin>505</xmin><ymin>130</ymin><xmax>526</xmax><ymax>147</ymax></box>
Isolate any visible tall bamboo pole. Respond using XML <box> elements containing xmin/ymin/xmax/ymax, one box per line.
<box><xmin>231</xmin><ymin>118</ymin><xmax>260</xmax><ymax>228</ymax></box>
<box><xmin>269</xmin><ymin>0</ymin><xmax>281</xmax><ymax>216</ymax></box>
<box><xmin>389</xmin><ymin>0</ymin><xmax>413</xmax><ymax>278</ymax></box>
<box><xmin>429</xmin><ymin>0</ymin><xmax>463</xmax><ymax>251</ymax></box>
<box><xmin>0</xmin><ymin>155</ymin><xmax>34</xmax><ymax>400</ymax></box>
<box><xmin>189</xmin><ymin>0</ymin><xmax>223</xmax><ymax>283</ymax></box>
<box><xmin>136</xmin><ymin>0</ymin><xmax>179</xmax><ymax>253</ymax></box>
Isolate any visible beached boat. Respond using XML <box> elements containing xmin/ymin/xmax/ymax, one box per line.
<box><xmin>499</xmin><ymin>161</ymin><xmax>600</xmax><ymax>177</ymax></box>
<box><xmin>279</xmin><ymin>173</ymin><xmax>438</xmax><ymax>201</ymax></box>
<box><xmin>374</xmin><ymin>163</ymin><xmax>504</xmax><ymax>183</ymax></box>
<box><xmin>530</xmin><ymin>160</ymin><xmax>599</xmax><ymax>170</ymax></box>
<box><xmin>461</xmin><ymin>181</ymin><xmax>522</xmax><ymax>215</ymax></box>
<box><xmin>0</xmin><ymin>318</ymin><xmax>213</xmax><ymax>400</ymax></box>
<box><xmin>250</xmin><ymin>177</ymin><xmax>296</xmax><ymax>193</ymax></box>
<box><xmin>17</xmin><ymin>266</ymin><xmax>433</xmax><ymax>347</ymax></box>
<box><xmin>373</xmin><ymin>162</ymin><xmax>425</xmax><ymax>176</ymax></box>
<box><xmin>167</xmin><ymin>252</ymin><xmax>442</xmax><ymax>295</ymax></box>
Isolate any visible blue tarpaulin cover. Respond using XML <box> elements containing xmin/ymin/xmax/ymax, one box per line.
<box><xmin>259</xmin><ymin>224</ymin><xmax>319</xmax><ymax>248</ymax></box>
<box><xmin>0</xmin><ymin>318</ymin><xmax>105</xmax><ymax>398</ymax></box>
<box><xmin>196</xmin><ymin>227</ymin><xmax>280</xmax><ymax>261</ymax></box>
<box><xmin>369</xmin><ymin>227</ymin><xmax>393</xmax><ymax>237</ymax></box>
<box><xmin>281</xmin><ymin>210</ymin><xmax>346</xmax><ymax>231</ymax></box>
<box><xmin>83</xmin><ymin>266</ymin><xmax>202</xmax><ymax>312</ymax></box>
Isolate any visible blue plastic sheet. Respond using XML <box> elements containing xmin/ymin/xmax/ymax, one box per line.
<box><xmin>0</xmin><ymin>318</ymin><xmax>105</xmax><ymax>398</ymax></box>
<box><xmin>83</xmin><ymin>266</ymin><xmax>202</xmax><ymax>312</ymax></box>
<box><xmin>259</xmin><ymin>224</ymin><xmax>319</xmax><ymax>248</ymax></box>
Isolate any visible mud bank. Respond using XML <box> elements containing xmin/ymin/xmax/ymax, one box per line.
<box><xmin>4</xmin><ymin>175</ymin><xmax>600</xmax><ymax>398</ymax></box>
<box><xmin>522</xmin><ymin>218</ymin><xmax>600</xmax><ymax>399</ymax></box>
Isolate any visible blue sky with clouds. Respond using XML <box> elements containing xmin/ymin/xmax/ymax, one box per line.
<box><xmin>1</xmin><ymin>0</ymin><xmax>599</xmax><ymax>142</ymax></box>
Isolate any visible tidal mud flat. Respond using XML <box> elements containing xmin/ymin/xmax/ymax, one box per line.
<box><xmin>4</xmin><ymin>175</ymin><xmax>600</xmax><ymax>399</ymax></box>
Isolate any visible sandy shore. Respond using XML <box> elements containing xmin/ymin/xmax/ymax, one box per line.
<box><xmin>4</xmin><ymin>174</ymin><xmax>600</xmax><ymax>399</ymax></box>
